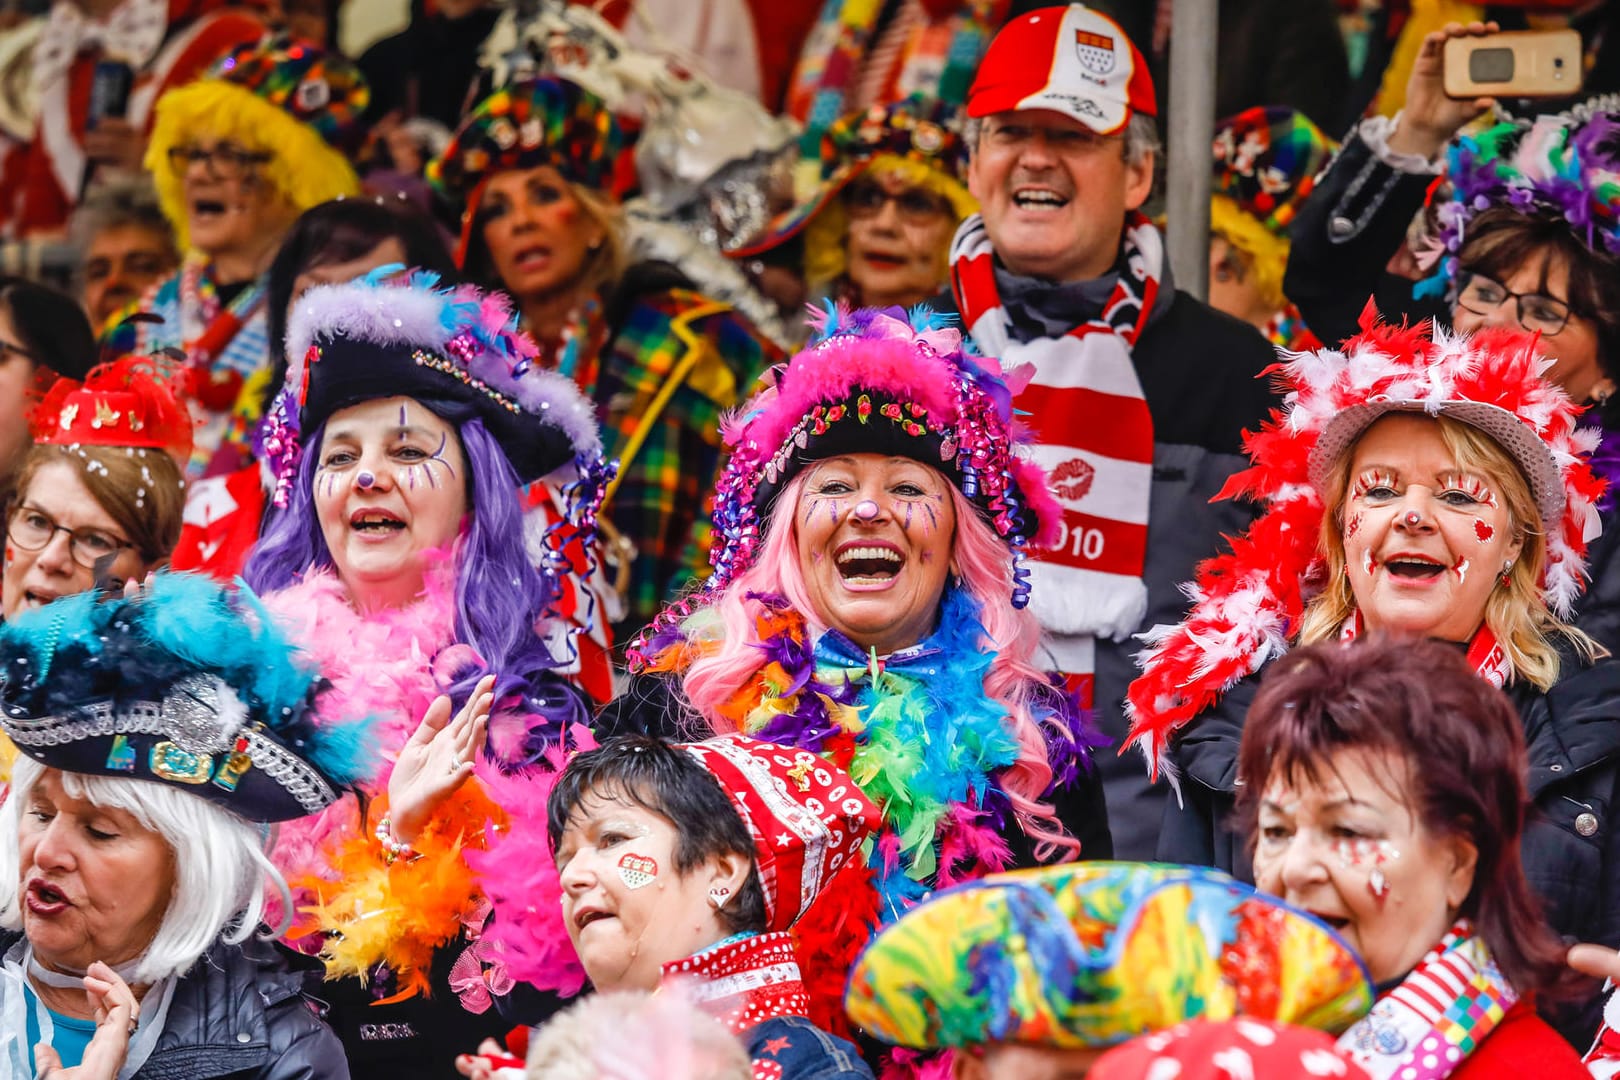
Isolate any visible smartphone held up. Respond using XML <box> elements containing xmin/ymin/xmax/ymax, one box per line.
<box><xmin>1443</xmin><ymin>29</ymin><xmax>1583</xmax><ymax>100</ymax></box>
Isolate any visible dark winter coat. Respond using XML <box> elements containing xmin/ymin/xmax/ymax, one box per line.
<box><xmin>2</xmin><ymin>930</ymin><xmax>347</xmax><ymax>1080</ymax></box>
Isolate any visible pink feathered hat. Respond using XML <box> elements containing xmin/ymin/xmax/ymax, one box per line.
<box><xmin>705</xmin><ymin>303</ymin><xmax>1063</xmax><ymax>607</ymax></box>
<box><xmin>1123</xmin><ymin>307</ymin><xmax>1605</xmax><ymax>781</ymax></box>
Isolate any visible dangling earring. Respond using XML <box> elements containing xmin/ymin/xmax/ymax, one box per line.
<box><xmin>1499</xmin><ymin>558</ymin><xmax>1515</xmax><ymax>588</ymax></box>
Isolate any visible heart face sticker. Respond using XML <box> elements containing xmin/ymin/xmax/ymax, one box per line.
<box><xmin>617</xmin><ymin>852</ymin><xmax>658</xmax><ymax>889</ymax></box>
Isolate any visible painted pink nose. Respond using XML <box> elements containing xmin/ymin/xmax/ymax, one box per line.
<box><xmin>853</xmin><ymin>500</ymin><xmax>880</xmax><ymax>521</ymax></box>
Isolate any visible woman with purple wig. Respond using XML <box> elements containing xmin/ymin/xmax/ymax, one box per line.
<box><xmin>592</xmin><ymin>305</ymin><xmax>1111</xmax><ymax>1053</ymax></box>
<box><xmin>241</xmin><ymin>273</ymin><xmax>612</xmax><ymax>1080</ymax></box>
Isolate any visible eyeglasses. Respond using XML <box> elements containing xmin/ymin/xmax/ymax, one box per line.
<box><xmin>842</xmin><ymin>180</ymin><xmax>952</xmax><ymax>223</ymax></box>
<box><xmin>6</xmin><ymin>503</ymin><xmax>131</xmax><ymax>569</ymax></box>
<box><xmin>166</xmin><ymin>143</ymin><xmax>273</xmax><ymax>181</ymax></box>
<box><xmin>1455</xmin><ymin>270</ymin><xmax>1577</xmax><ymax>336</ymax></box>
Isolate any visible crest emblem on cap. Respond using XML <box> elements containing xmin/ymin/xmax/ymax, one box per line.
<box><xmin>1075</xmin><ymin>29</ymin><xmax>1117</xmax><ymax>76</ymax></box>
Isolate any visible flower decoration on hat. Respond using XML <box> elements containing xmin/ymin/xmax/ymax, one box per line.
<box><xmin>1418</xmin><ymin>107</ymin><xmax>1620</xmax><ymax>297</ymax></box>
<box><xmin>144</xmin><ymin>37</ymin><xmax>366</xmax><ymax>248</ymax></box>
<box><xmin>428</xmin><ymin>77</ymin><xmax>625</xmax><ymax>215</ymax></box>
<box><xmin>695</xmin><ymin>303</ymin><xmax>1060</xmax><ymax>602</ymax></box>
<box><xmin>0</xmin><ymin>573</ymin><xmax>374</xmax><ymax>822</ymax></box>
<box><xmin>844</xmin><ymin>861</ymin><xmax>1373</xmax><ymax>1051</ymax></box>
<box><xmin>679</xmin><ymin>734</ymin><xmax>880</xmax><ymax>934</ymax></box>
<box><xmin>30</xmin><ymin>354</ymin><xmax>195</xmax><ymax>462</ymax></box>
<box><xmin>1212</xmin><ymin>106</ymin><xmax>1336</xmax><ymax>239</ymax></box>
<box><xmin>732</xmin><ymin>96</ymin><xmax>974</xmax><ymax>259</ymax></box>
<box><xmin>1123</xmin><ymin>309</ymin><xmax>1603</xmax><ymax>782</ymax></box>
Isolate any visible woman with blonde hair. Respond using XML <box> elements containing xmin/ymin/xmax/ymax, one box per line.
<box><xmin>1127</xmin><ymin>314</ymin><xmax>1620</xmax><ymax>1045</ymax></box>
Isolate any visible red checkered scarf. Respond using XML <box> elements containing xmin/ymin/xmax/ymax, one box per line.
<box><xmin>949</xmin><ymin>211</ymin><xmax>1158</xmax><ymax>646</ymax></box>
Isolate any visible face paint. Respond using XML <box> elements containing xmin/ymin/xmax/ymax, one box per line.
<box><xmin>1331</xmin><ymin>836</ymin><xmax>1401</xmax><ymax>903</ymax></box>
<box><xmin>1442</xmin><ymin>471</ymin><xmax>1496</xmax><ymax>508</ymax></box>
<box><xmin>617</xmin><ymin>852</ymin><xmax>658</xmax><ymax>889</ymax></box>
<box><xmin>1452</xmin><ymin>557</ymin><xmax>1469</xmax><ymax>583</ymax></box>
<box><xmin>1352</xmin><ymin>468</ymin><xmax>1397</xmax><ymax>500</ymax></box>
<box><xmin>1475</xmin><ymin>520</ymin><xmax>1494</xmax><ymax>544</ymax></box>
<box><xmin>1362</xmin><ymin>549</ymin><xmax>1376</xmax><ymax>577</ymax></box>
<box><xmin>1346</xmin><ymin>513</ymin><xmax>1362</xmax><ymax>540</ymax></box>
<box><xmin>5</xmin><ymin>546</ymin><xmax>12</xmax><ymax>563</ymax></box>
<box><xmin>923</xmin><ymin>495</ymin><xmax>940</xmax><ymax>532</ymax></box>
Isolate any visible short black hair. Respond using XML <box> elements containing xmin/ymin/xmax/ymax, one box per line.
<box><xmin>548</xmin><ymin>735</ymin><xmax>768</xmax><ymax>935</ymax></box>
<box><xmin>264</xmin><ymin>197</ymin><xmax>459</xmax><ymax>411</ymax></box>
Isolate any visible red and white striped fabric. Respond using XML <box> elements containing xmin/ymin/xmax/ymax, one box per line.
<box><xmin>950</xmin><ymin>211</ymin><xmax>1157</xmax><ymax>651</ymax></box>
<box><xmin>519</xmin><ymin>479</ymin><xmax>616</xmax><ymax>706</ymax></box>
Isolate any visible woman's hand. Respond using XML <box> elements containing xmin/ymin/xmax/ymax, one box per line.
<box><xmin>387</xmin><ymin>674</ymin><xmax>496</xmax><ymax>844</ymax></box>
<box><xmin>1389</xmin><ymin>21</ymin><xmax>1500</xmax><ymax>160</ymax></box>
<box><xmin>1570</xmin><ymin>942</ymin><xmax>1620</xmax><ymax>983</ymax></box>
<box><xmin>34</xmin><ymin>963</ymin><xmax>138</xmax><ymax>1080</ymax></box>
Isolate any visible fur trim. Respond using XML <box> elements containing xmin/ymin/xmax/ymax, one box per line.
<box><xmin>1122</xmin><ymin>310</ymin><xmax>1602</xmax><ymax>780</ymax></box>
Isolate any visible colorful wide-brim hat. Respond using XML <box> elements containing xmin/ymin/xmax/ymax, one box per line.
<box><xmin>428</xmin><ymin>76</ymin><xmax>624</xmax><ymax>216</ymax></box>
<box><xmin>1123</xmin><ymin>311</ymin><xmax>1602</xmax><ymax>780</ymax></box>
<box><xmin>1091</xmin><ymin>1019</ymin><xmax>1371</xmax><ymax>1080</ymax></box>
<box><xmin>731</xmin><ymin>96</ymin><xmax>973</xmax><ymax>259</ymax></box>
<box><xmin>1212</xmin><ymin>106</ymin><xmax>1336</xmax><ymax>239</ymax></box>
<box><xmin>145</xmin><ymin>37</ymin><xmax>366</xmax><ymax>248</ymax></box>
<box><xmin>1418</xmin><ymin>105</ymin><xmax>1620</xmax><ymax>298</ymax></box>
<box><xmin>0</xmin><ymin>573</ymin><xmax>374</xmax><ymax>822</ymax></box>
<box><xmin>30</xmin><ymin>354</ymin><xmax>195</xmax><ymax>461</ymax></box>
<box><xmin>704</xmin><ymin>304</ymin><xmax>1062</xmax><ymax>602</ymax></box>
<box><xmin>270</xmin><ymin>270</ymin><xmax>606</xmax><ymax>507</ymax></box>
<box><xmin>844</xmin><ymin>861</ymin><xmax>1373</xmax><ymax>1050</ymax></box>
<box><xmin>679</xmin><ymin>734</ymin><xmax>880</xmax><ymax>934</ymax></box>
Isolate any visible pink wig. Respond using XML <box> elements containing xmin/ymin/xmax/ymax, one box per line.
<box><xmin>680</xmin><ymin>470</ymin><xmax>1078</xmax><ymax>861</ymax></box>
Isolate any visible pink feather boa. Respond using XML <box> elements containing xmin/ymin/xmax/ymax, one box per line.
<box><xmin>261</xmin><ymin>563</ymin><xmax>461</xmax><ymax>933</ymax></box>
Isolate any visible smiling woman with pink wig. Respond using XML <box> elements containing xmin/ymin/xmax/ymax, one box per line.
<box><xmin>593</xmin><ymin>304</ymin><xmax>1110</xmax><ymax>1050</ymax></box>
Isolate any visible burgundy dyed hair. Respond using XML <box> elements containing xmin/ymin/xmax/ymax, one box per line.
<box><xmin>1235</xmin><ymin>635</ymin><xmax>1571</xmax><ymax>997</ymax></box>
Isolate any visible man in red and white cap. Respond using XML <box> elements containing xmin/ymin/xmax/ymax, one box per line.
<box><xmin>941</xmin><ymin>3</ymin><xmax>1277</xmax><ymax>862</ymax></box>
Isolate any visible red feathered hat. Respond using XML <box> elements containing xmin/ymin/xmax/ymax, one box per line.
<box><xmin>679</xmin><ymin>734</ymin><xmax>880</xmax><ymax>934</ymax></box>
<box><xmin>30</xmin><ymin>355</ymin><xmax>195</xmax><ymax>462</ymax></box>
<box><xmin>1122</xmin><ymin>308</ymin><xmax>1603</xmax><ymax>782</ymax></box>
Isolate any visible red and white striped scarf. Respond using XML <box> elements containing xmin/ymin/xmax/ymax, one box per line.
<box><xmin>949</xmin><ymin>212</ymin><xmax>1158</xmax><ymax>677</ymax></box>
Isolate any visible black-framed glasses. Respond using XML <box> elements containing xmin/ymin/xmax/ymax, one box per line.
<box><xmin>6</xmin><ymin>503</ymin><xmax>131</xmax><ymax>569</ymax></box>
<box><xmin>842</xmin><ymin>179</ymin><xmax>952</xmax><ymax>223</ymax></box>
<box><xmin>166</xmin><ymin>143</ymin><xmax>273</xmax><ymax>182</ymax></box>
<box><xmin>1455</xmin><ymin>270</ymin><xmax>1577</xmax><ymax>336</ymax></box>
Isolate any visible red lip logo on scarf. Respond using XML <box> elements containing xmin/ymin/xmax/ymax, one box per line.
<box><xmin>1051</xmin><ymin>457</ymin><xmax>1096</xmax><ymax>503</ymax></box>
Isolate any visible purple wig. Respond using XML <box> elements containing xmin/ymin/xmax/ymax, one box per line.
<box><xmin>245</xmin><ymin>414</ymin><xmax>587</xmax><ymax>760</ymax></box>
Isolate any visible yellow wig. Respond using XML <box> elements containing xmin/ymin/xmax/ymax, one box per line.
<box><xmin>1210</xmin><ymin>194</ymin><xmax>1289</xmax><ymax>312</ymax></box>
<box><xmin>803</xmin><ymin>153</ymin><xmax>977</xmax><ymax>296</ymax></box>
<box><xmin>144</xmin><ymin>80</ymin><xmax>360</xmax><ymax>251</ymax></box>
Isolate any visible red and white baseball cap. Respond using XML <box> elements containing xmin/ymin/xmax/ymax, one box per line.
<box><xmin>967</xmin><ymin>4</ymin><xmax>1156</xmax><ymax>136</ymax></box>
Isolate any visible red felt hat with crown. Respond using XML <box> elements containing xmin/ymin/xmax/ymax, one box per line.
<box><xmin>30</xmin><ymin>355</ymin><xmax>195</xmax><ymax>462</ymax></box>
<box><xmin>1122</xmin><ymin>308</ymin><xmax>1604</xmax><ymax>782</ymax></box>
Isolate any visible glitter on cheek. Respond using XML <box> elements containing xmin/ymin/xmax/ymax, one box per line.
<box><xmin>1474</xmin><ymin>520</ymin><xmax>1494</xmax><ymax>544</ymax></box>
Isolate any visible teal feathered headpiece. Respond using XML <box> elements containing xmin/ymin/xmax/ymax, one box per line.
<box><xmin>0</xmin><ymin>573</ymin><xmax>374</xmax><ymax>822</ymax></box>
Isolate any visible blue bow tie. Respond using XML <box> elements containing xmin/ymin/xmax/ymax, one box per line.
<box><xmin>811</xmin><ymin>629</ymin><xmax>946</xmax><ymax>684</ymax></box>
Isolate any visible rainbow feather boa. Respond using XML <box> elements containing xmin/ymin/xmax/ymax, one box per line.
<box><xmin>638</xmin><ymin>586</ymin><xmax>1095</xmax><ymax>1030</ymax></box>
<box><xmin>262</xmin><ymin>562</ymin><xmax>588</xmax><ymax>1000</ymax></box>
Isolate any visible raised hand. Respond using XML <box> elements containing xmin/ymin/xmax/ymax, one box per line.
<box><xmin>387</xmin><ymin>673</ymin><xmax>496</xmax><ymax>844</ymax></box>
<box><xmin>34</xmin><ymin>962</ymin><xmax>139</xmax><ymax>1080</ymax></box>
<box><xmin>1389</xmin><ymin>21</ymin><xmax>1500</xmax><ymax>160</ymax></box>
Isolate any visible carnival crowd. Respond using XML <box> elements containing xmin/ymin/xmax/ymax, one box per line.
<box><xmin>7</xmin><ymin>0</ymin><xmax>1620</xmax><ymax>1078</ymax></box>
